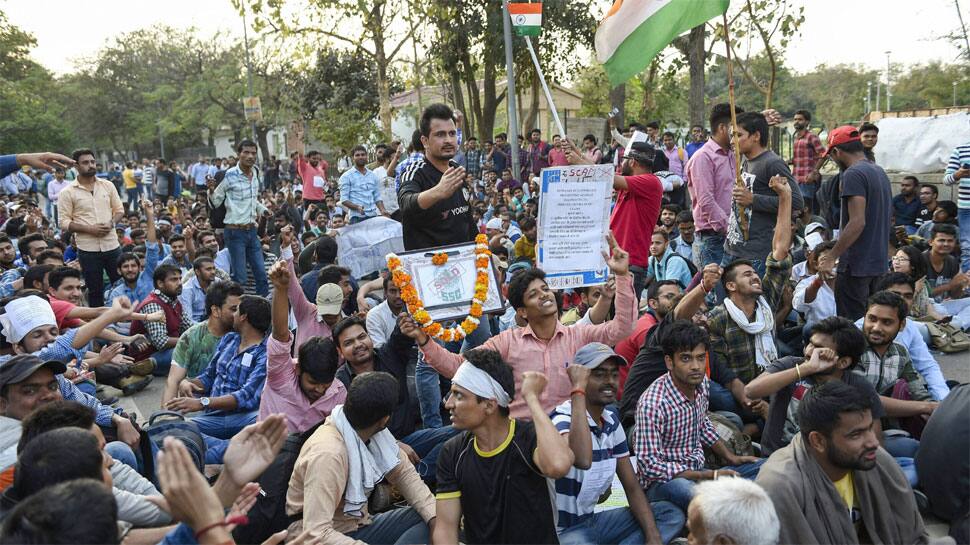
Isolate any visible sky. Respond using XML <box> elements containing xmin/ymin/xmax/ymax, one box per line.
<box><xmin>3</xmin><ymin>0</ymin><xmax>967</xmax><ymax>78</ymax></box>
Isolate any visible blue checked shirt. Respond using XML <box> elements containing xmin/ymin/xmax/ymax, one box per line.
<box><xmin>0</xmin><ymin>329</ymin><xmax>121</xmax><ymax>426</ymax></box>
<box><xmin>209</xmin><ymin>166</ymin><xmax>268</xmax><ymax>225</ymax></box>
<box><xmin>0</xmin><ymin>268</ymin><xmax>23</xmax><ymax>298</ymax></box>
<box><xmin>105</xmin><ymin>241</ymin><xmax>160</xmax><ymax>306</ymax></box>
<box><xmin>197</xmin><ymin>332</ymin><xmax>267</xmax><ymax>413</ymax></box>
<box><xmin>337</xmin><ymin>167</ymin><xmax>382</xmax><ymax>221</ymax></box>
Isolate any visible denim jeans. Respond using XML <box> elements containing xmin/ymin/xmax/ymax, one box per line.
<box><xmin>126</xmin><ymin>188</ymin><xmax>141</xmax><ymax>212</ymax></box>
<box><xmin>401</xmin><ymin>425</ymin><xmax>461</xmax><ymax>483</ymax></box>
<box><xmin>800</xmin><ymin>182</ymin><xmax>818</xmax><ymax>214</ymax></box>
<box><xmin>707</xmin><ymin>381</ymin><xmax>744</xmax><ymax>430</ymax></box>
<box><xmin>693</xmin><ymin>231</ymin><xmax>726</xmax><ymax>268</ymax></box>
<box><xmin>191</xmin><ymin>410</ymin><xmax>258</xmax><ymax>440</ymax></box>
<box><xmin>884</xmin><ymin>435</ymin><xmax>920</xmax><ymax>487</ymax></box>
<box><xmin>223</xmin><ymin>226</ymin><xmax>268</xmax><ymax>295</ymax></box>
<box><xmin>647</xmin><ymin>459</ymin><xmax>766</xmax><ymax>511</ymax></box>
<box><xmin>105</xmin><ymin>441</ymin><xmax>138</xmax><ymax>471</ymax></box>
<box><xmin>77</xmin><ymin>247</ymin><xmax>121</xmax><ymax>308</ymax></box>
<box><xmin>151</xmin><ymin>348</ymin><xmax>173</xmax><ymax>377</ymax></box>
<box><xmin>142</xmin><ymin>183</ymin><xmax>154</xmax><ymax>201</ymax></box>
<box><xmin>558</xmin><ymin>502</ymin><xmax>686</xmax><ymax>545</ymax></box>
<box><xmin>960</xmin><ymin>208</ymin><xmax>970</xmax><ymax>273</ymax></box>
<box><xmin>939</xmin><ymin>298</ymin><xmax>970</xmax><ymax>331</ymax></box>
<box><xmin>346</xmin><ymin>506</ymin><xmax>429</xmax><ymax>544</ymax></box>
<box><xmin>416</xmin><ymin>318</ymin><xmax>492</xmax><ymax>429</ymax></box>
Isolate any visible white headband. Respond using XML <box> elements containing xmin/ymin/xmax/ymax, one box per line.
<box><xmin>452</xmin><ymin>360</ymin><xmax>511</xmax><ymax>407</ymax></box>
<box><xmin>0</xmin><ymin>296</ymin><xmax>57</xmax><ymax>344</ymax></box>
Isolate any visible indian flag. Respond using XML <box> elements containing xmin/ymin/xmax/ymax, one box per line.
<box><xmin>508</xmin><ymin>2</ymin><xmax>542</xmax><ymax>37</ymax></box>
<box><xmin>596</xmin><ymin>0</ymin><xmax>729</xmax><ymax>87</ymax></box>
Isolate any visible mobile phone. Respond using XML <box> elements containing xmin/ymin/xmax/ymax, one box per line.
<box><xmin>962</xmin><ymin>163</ymin><xmax>970</xmax><ymax>169</ymax></box>
<box><xmin>607</xmin><ymin>107</ymin><xmax>619</xmax><ymax>119</ymax></box>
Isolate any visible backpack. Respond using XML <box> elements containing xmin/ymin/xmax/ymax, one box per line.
<box><xmin>142</xmin><ymin>411</ymin><xmax>207</xmax><ymax>479</ymax></box>
<box><xmin>923</xmin><ymin>321</ymin><xmax>970</xmax><ymax>353</ymax></box>
<box><xmin>231</xmin><ymin>421</ymin><xmax>324</xmax><ymax>544</ymax></box>
<box><xmin>664</xmin><ymin>246</ymin><xmax>699</xmax><ymax>279</ymax></box>
<box><xmin>703</xmin><ymin>411</ymin><xmax>755</xmax><ymax>468</ymax></box>
<box><xmin>207</xmin><ymin>170</ymin><xmax>228</xmax><ymax>228</ymax></box>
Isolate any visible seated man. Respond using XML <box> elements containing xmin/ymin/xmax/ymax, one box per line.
<box><xmin>706</xmin><ymin>175</ymin><xmax>794</xmax><ymax>384</ymax></box>
<box><xmin>1</xmin><ymin>480</ymin><xmax>117</xmax><ymax>544</ymax></box>
<box><xmin>165</xmin><ymin>295</ymin><xmax>269</xmax><ymax>441</ymax></box>
<box><xmin>621</xmin><ymin>266</ymin><xmax>763</xmax><ymax>434</ymax></box>
<box><xmin>686</xmin><ymin>478</ymin><xmax>780</xmax><ymax>545</ymax></box>
<box><xmin>105</xmin><ymin>199</ymin><xmax>160</xmax><ymax>310</ymax></box>
<box><xmin>130</xmin><ymin>264</ymin><xmax>193</xmax><ymax>377</ymax></box>
<box><xmin>364</xmin><ymin>274</ymin><xmax>405</xmax><ymax>348</ymax></box>
<box><xmin>333</xmin><ymin>316</ymin><xmax>456</xmax><ymax>482</ymax></box>
<box><xmin>756</xmin><ymin>381</ymin><xmax>931</xmax><ymax>544</ymax></box>
<box><xmin>553</xmin><ymin>343</ymin><xmax>685</xmax><ymax>545</ymax></box>
<box><xmin>646</xmin><ymin>230</ymin><xmax>693</xmax><ymax>292</ymax></box>
<box><xmin>161</xmin><ymin>281</ymin><xmax>243</xmax><ymax>407</ymax></box>
<box><xmin>278</xmin><ymin>228</ymin><xmax>345</xmax><ymax>351</ymax></box>
<box><xmin>433</xmin><ymin>351</ymin><xmax>573</xmax><ymax>545</ymax></box>
<box><xmin>792</xmin><ymin>239</ymin><xmax>837</xmax><ymax>330</ymax></box>
<box><xmin>262</xmin><ymin>262</ymin><xmax>345</xmax><ymax>433</ymax></box>
<box><xmin>634</xmin><ymin>320</ymin><xmax>764</xmax><ymax>511</ymax></box>
<box><xmin>178</xmin><ymin>256</ymin><xmax>221</xmax><ymax>323</ymax></box>
<box><xmin>285</xmin><ymin>372</ymin><xmax>436</xmax><ymax>543</ymax></box>
<box><xmin>916</xmin><ymin>384</ymin><xmax>970</xmax><ymax>544</ymax></box>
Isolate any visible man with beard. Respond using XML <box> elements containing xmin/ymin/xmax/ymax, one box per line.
<box><xmin>333</xmin><ymin>315</ymin><xmax>458</xmax><ymax>482</ymax></box>
<box><xmin>0</xmin><ymin>235</ymin><xmax>15</xmax><ymax>271</ymax></box>
<box><xmin>297</xmin><ymin>149</ymin><xmax>329</xmax><ymax>207</ymax></box>
<box><xmin>893</xmin><ymin>176</ymin><xmax>921</xmax><ymax>234</ymax></box>
<box><xmin>107</xmin><ymin>200</ymin><xmax>161</xmax><ymax>308</ymax></box>
<box><xmin>790</xmin><ymin>110</ymin><xmax>826</xmax><ymax>214</ymax></box>
<box><xmin>565</xmin><ymin>139</ymin><xmax>664</xmax><ymax>300</ymax></box>
<box><xmin>365</xmin><ymin>273</ymin><xmax>406</xmax><ymax>348</ymax></box>
<box><xmin>820</xmin><ymin>126</ymin><xmax>892</xmax><ymax>320</ymax></box>
<box><xmin>756</xmin><ymin>381</ymin><xmax>931</xmax><ymax>544</ymax></box>
<box><xmin>129</xmin><ymin>264</ymin><xmax>193</xmax><ymax>377</ymax></box>
<box><xmin>398</xmin><ymin>103</ymin><xmax>478</xmax><ymax>251</ymax></box>
<box><xmin>179</xmin><ymin>256</ymin><xmax>220</xmax><ymax>323</ymax></box>
<box><xmin>552</xmin><ymin>343</ymin><xmax>685</xmax><ymax>545</ymax></box>
<box><xmin>338</xmin><ymin>145</ymin><xmax>388</xmax><ymax>224</ymax></box>
<box><xmin>57</xmin><ymin>149</ymin><xmax>125</xmax><ymax>307</ymax></box>
<box><xmin>159</xmin><ymin>234</ymin><xmax>190</xmax><ymax>273</ymax></box>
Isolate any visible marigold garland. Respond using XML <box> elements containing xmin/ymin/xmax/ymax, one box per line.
<box><xmin>387</xmin><ymin>234</ymin><xmax>491</xmax><ymax>342</ymax></box>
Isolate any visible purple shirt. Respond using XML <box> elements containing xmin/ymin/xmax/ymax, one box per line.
<box><xmin>686</xmin><ymin>138</ymin><xmax>736</xmax><ymax>233</ymax></box>
<box><xmin>260</xmin><ymin>335</ymin><xmax>347</xmax><ymax>433</ymax></box>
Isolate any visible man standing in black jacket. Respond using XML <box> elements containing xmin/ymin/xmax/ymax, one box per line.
<box><xmin>398</xmin><ymin>104</ymin><xmax>478</xmax><ymax>251</ymax></box>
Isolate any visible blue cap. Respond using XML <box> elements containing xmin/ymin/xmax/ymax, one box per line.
<box><xmin>573</xmin><ymin>342</ymin><xmax>627</xmax><ymax>369</ymax></box>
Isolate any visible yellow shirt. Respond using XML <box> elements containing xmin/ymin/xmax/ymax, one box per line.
<box><xmin>123</xmin><ymin>168</ymin><xmax>137</xmax><ymax>189</ymax></box>
<box><xmin>833</xmin><ymin>471</ymin><xmax>855</xmax><ymax>511</ymax></box>
<box><xmin>514</xmin><ymin>235</ymin><xmax>536</xmax><ymax>261</ymax></box>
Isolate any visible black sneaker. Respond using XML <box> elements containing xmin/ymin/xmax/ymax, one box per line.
<box><xmin>119</xmin><ymin>375</ymin><xmax>153</xmax><ymax>396</ymax></box>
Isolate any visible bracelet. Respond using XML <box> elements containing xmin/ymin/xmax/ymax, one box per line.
<box><xmin>795</xmin><ymin>363</ymin><xmax>802</xmax><ymax>380</ymax></box>
<box><xmin>570</xmin><ymin>389</ymin><xmax>586</xmax><ymax>397</ymax></box>
<box><xmin>713</xmin><ymin>470</ymin><xmax>719</xmax><ymax>480</ymax></box>
<box><xmin>418</xmin><ymin>336</ymin><xmax>432</xmax><ymax>347</ymax></box>
<box><xmin>194</xmin><ymin>521</ymin><xmax>228</xmax><ymax>540</ymax></box>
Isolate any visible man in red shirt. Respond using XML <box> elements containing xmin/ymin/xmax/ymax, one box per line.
<box><xmin>791</xmin><ymin>109</ymin><xmax>826</xmax><ymax>214</ymax></box>
<box><xmin>568</xmin><ymin>140</ymin><xmax>664</xmax><ymax>300</ymax></box>
<box><xmin>297</xmin><ymin>150</ymin><xmax>329</xmax><ymax>207</ymax></box>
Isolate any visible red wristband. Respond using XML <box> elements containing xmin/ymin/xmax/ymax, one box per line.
<box><xmin>570</xmin><ymin>389</ymin><xmax>586</xmax><ymax>397</ymax></box>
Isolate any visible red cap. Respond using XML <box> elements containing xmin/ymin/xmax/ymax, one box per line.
<box><xmin>825</xmin><ymin>126</ymin><xmax>861</xmax><ymax>155</ymax></box>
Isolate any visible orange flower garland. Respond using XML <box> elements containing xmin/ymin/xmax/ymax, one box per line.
<box><xmin>387</xmin><ymin>234</ymin><xmax>491</xmax><ymax>342</ymax></box>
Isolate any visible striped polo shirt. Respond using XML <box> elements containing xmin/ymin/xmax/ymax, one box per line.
<box><xmin>943</xmin><ymin>142</ymin><xmax>970</xmax><ymax>210</ymax></box>
<box><xmin>550</xmin><ymin>400</ymin><xmax>629</xmax><ymax>530</ymax></box>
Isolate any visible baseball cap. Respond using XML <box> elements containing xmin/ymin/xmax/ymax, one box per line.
<box><xmin>485</xmin><ymin>218</ymin><xmax>504</xmax><ymax>231</ymax></box>
<box><xmin>627</xmin><ymin>142</ymin><xmax>657</xmax><ymax>163</ymax></box>
<box><xmin>315</xmin><ymin>283</ymin><xmax>344</xmax><ymax>317</ymax></box>
<box><xmin>824</xmin><ymin>126</ymin><xmax>861</xmax><ymax>155</ymax></box>
<box><xmin>0</xmin><ymin>355</ymin><xmax>67</xmax><ymax>389</ymax></box>
<box><xmin>573</xmin><ymin>342</ymin><xmax>628</xmax><ymax>369</ymax></box>
<box><xmin>805</xmin><ymin>222</ymin><xmax>825</xmax><ymax>235</ymax></box>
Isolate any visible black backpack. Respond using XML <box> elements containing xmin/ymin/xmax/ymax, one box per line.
<box><xmin>207</xmin><ymin>170</ymin><xmax>228</xmax><ymax>229</ymax></box>
<box><xmin>666</xmin><ymin>243</ymin><xmax>699</xmax><ymax>278</ymax></box>
<box><xmin>231</xmin><ymin>421</ymin><xmax>323</xmax><ymax>544</ymax></box>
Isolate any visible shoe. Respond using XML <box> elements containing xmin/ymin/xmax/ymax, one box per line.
<box><xmin>118</xmin><ymin>375</ymin><xmax>153</xmax><ymax>396</ymax></box>
<box><xmin>97</xmin><ymin>395</ymin><xmax>119</xmax><ymax>405</ymax></box>
<box><xmin>914</xmin><ymin>489</ymin><xmax>930</xmax><ymax>515</ymax></box>
<box><xmin>129</xmin><ymin>358</ymin><xmax>156</xmax><ymax>376</ymax></box>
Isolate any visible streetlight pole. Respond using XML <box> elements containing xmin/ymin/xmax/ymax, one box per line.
<box><xmin>241</xmin><ymin>5</ymin><xmax>258</xmax><ymax>144</ymax></box>
<box><xmin>885</xmin><ymin>50</ymin><xmax>892</xmax><ymax>112</ymax></box>
<box><xmin>954</xmin><ymin>81</ymin><xmax>959</xmax><ymax>107</ymax></box>
<box><xmin>866</xmin><ymin>81</ymin><xmax>872</xmax><ymax>113</ymax></box>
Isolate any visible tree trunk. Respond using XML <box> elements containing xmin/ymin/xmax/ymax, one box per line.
<box><xmin>480</xmin><ymin>60</ymin><xmax>498</xmax><ymax>145</ymax></box>
<box><xmin>639</xmin><ymin>60</ymin><xmax>659</xmax><ymax>121</ymax></box>
<box><xmin>687</xmin><ymin>25</ymin><xmax>707</xmax><ymax>127</ymax></box>
<box><xmin>525</xmin><ymin>74</ymin><xmax>540</xmax><ymax>135</ymax></box>
<box><xmin>256</xmin><ymin>125</ymin><xmax>271</xmax><ymax>164</ymax></box>
<box><xmin>609</xmin><ymin>83</ymin><xmax>626</xmax><ymax>143</ymax></box>
<box><xmin>370</xmin><ymin>4</ymin><xmax>393</xmax><ymax>139</ymax></box>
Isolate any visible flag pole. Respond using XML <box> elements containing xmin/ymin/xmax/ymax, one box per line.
<box><xmin>523</xmin><ymin>35</ymin><xmax>566</xmax><ymax>138</ymax></box>
<box><xmin>722</xmin><ymin>12</ymin><xmax>749</xmax><ymax>240</ymax></box>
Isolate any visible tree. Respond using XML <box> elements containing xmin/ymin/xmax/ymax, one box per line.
<box><xmin>239</xmin><ymin>0</ymin><xmax>419</xmax><ymax>139</ymax></box>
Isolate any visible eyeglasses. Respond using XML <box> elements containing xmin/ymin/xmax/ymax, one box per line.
<box><xmin>891</xmin><ymin>256</ymin><xmax>910</xmax><ymax>262</ymax></box>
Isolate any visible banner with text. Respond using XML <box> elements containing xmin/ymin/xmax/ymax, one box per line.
<box><xmin>537</xmin><ymin>164</ymin><xmax>612</xmax><ymax>289</ymax></box>
<box><xmin>336</xmin><ymin>216</ymin><xmax>405</xmax><ymax>279</ymax></box>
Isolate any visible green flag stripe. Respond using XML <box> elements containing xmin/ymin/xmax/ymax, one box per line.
<box><xmin>603</xmin><ymin>0</ymin><xmax>729</xmax><ymax>87</ymax></box>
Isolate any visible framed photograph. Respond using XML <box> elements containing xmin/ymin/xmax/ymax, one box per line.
<box><xmin>396</xmin><ymin>242</ymin><xmax>506</xmax><ymax>323</ymax></box>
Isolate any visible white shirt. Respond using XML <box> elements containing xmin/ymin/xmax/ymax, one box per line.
<box><xmin>365</xmin><ymin>299</ymin><xmax>398</xmax><ymax>348</ymax></box>
<box><xmin>793</xmin><ymin>274</ymin><xmax>835</xmax><ymax>325</ymax></box>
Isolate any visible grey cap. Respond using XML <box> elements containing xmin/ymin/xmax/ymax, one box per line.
<box><xmin>573</xmin><ymin>342</ymin><xmax>628</xmax><ymax>369</ymax></box>
<box><xmin>0</xmin><ymin>355</ymin><xmax>67</xmax><ymax>388</ymax></box>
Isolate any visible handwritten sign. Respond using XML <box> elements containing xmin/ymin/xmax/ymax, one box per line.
<box><xmin>537</xmin><ymin>164</ymin><xmax>612</xmax><ymax>289</ymax></box>
<box><xmin>336</xmin><ymin>216</ymin><xmax>404</xmax><ymax>278</ymax></box>
<box><xmin>397</xmin><ymin>242</ymin><xmax>505</xmax><ymax>322</ymax></box>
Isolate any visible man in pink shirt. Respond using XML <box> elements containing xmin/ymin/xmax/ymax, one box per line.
<box><xmin>276</xmin><ymin>227</ymin><xmax>343</xmax><ymax>351</ymax></box>
<box><xmin>686</xmin><ymin>103</ymin><xmax>741</xmax><ymax>268</ymax></box>
<box><xmin>399</xmin><ymin>235</ymin><xmax>636</xmax><ymax>418</ymax></box>
<box><xmin>297</xmin><ymin>150</ymin><xmax>329</xmax><ymax>207</ymax></box>
<box><xmin>548</xmin><ymin>135</ymin><xmax>570</xmax><ymax>167</ymax></box>
<box><xmin>262</xmin><ymin>253</ymin><xmax>346</xmax><ymax>432</ymax></box>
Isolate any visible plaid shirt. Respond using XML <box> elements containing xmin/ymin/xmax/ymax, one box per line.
<box><xmin>0</xmin><ymin>268</ymin><xmax>22</xmax><ymax>298</ymax></box>
<box><xmin>141</xmin><ymin>290</ymin><xmax>193</xmax><ymax>351</ymax></box>
<box><xmin>633</xmin><ymin>373</ymin><xmax>719</xmax><ymax>487</ymax></box>
<box><xmin>463</xmin><ymin>148</ymin><xmax>484</xmax><ymax>180</ymax></box>
<box><xmin>855</xmin><ymin>341</ymin><xmax>931</xmax><ymax>401</ymax></box>
<box><xmin>706</xmin><ymin>253</ymin><xmax>792</xmax><ymax>384</ymax></box>
<box><xmin>197</xmin><ymin>332</ymin><xmax>267</xmax><ymax>413</ymax></box>
<box><xmin>792</xmin><ymin>131</ymin><xmax>825</xmax><ymax>183</ymax></box>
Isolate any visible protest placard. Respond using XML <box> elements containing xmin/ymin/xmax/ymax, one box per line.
<box><xmin>536</xmin><ymin>164</ymin><xmax>613</xmax><ymax>289</ymax></box>
<box><xmin>336</xmin><ymin>216</ymin><xmax>404</xmax><ymax>279</ymax></box>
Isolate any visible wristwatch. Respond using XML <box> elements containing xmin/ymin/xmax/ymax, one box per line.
<box><xmin>200</xmin><ymin>397</ymin><xmax>210</xmax><ymax>409</ymax></box>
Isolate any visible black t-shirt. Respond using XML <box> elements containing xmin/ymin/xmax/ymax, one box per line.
<box><xmin>915</xmin><ymin>384</ymin><xmax>969</xmax><ymax>521</ymax></box>
<box><xmin>915</xmin><ymin>205</ymin><xmax>935</xmax><ymax>227</ymax></box>
<box><xmin>398</xmin><ymin>158</ymin><xmax>478</xmax><ymax>251</ymax></box>
<box><xmin>619</xmin><ymin>313</ymin><xmax>737</xmax><ymax>428</ymax></box>
<box><xmin>922</xmin><ymin>250</ymin><xmax>960</xmax><ymax>300</ymax></box>
<box><xmin>436</xmin><ymin>419</ymin><xmax>559</xmax><ymax>545</ymax></box>
<box><xmin>838</xmin><ymin>160</ymin><xmax>892</xmax><ymax>276</ymax></box>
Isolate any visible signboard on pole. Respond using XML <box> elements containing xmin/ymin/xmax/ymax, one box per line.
<box><xmin>536</xmin><ymin>164</ymin><xmax>612</xmax><ymax>289</ymax></box>
<box><xmin>508</xmin><ymin>2</ymin><xmax>542</xmax><ymax>36</ymax></box>
<box><xmin>242</xmin><ymin>96</ymin><xmax>262</xmax><ymax>121</ymax></box>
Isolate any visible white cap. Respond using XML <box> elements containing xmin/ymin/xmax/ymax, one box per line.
<box><xmin>485</xmin><ymin>218</ymin><xmax>503</xmax><ymax>231</ymax></box>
